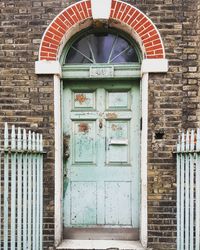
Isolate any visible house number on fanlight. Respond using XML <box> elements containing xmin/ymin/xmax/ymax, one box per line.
<box><xmin>90</xmin><ymin>66</ymin><xmax>114</xmax><ymax>78</ymax></box>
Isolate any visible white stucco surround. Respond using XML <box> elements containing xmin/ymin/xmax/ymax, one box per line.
<box><xmin>35</xmin><ymin>1</ymin><xmax>168</xmax><ymax>248</ymax></box>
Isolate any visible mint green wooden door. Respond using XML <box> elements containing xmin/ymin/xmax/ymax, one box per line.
<box><xmin>63</xmin><ymin>80</ymin><xmax>140</xmax><ymax>239</ymax></box>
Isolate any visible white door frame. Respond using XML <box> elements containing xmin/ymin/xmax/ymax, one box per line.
<box><xmin>35</xmin><ymin>58</ymin><xmax>168</xmax><ymax>248</ymax></box>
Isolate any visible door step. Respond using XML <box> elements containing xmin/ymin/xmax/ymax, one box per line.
<box><xmin>56</xmin><ymin>240</ymin><xmax>150</xmax><ymax>250</ymax></box>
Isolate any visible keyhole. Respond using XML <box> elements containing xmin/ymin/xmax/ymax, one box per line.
<box><xmin>99</xmin><ymin>120</ymin><xmax>103</xmax><ymax>129</ymax></box>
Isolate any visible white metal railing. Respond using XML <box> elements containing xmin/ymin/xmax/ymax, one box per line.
<box><xmin>176</xmin><ymin>129</ymin><xmax>200</xmax><ymax>250</ymax></box>
<box><xmin>0</xmin><ymin>123</ymin><xmax>43</xmax><ymax>250</ymax></box>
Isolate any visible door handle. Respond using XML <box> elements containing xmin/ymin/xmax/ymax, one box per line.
<box><xmin>63</xmin><ymin>134</ymin><xmax>70</xmax><ymax>160</ymax></box>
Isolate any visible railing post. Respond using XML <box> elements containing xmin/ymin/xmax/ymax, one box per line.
<box><xmin>180</xmin><ymin>131</ymin><xmax>185</xmax><ymax>250</ymax></box>
<box><xmin>40</xmin><ymin>134</ymin><xmax>43</xmax><ymax>250</ymax></box>
<box><xmin>11</xmin><ymin>125</ymin><xmax>16</xmax><ymax>250</ymax></box>
<box><xmin>177</xmin><ymin>134</ymin><xmax>181</xmax><ymax>250</ymax></box>
<box><xmin>28</xmin><ymin>130</ymin><xmax>32</xmax><ymax>250</ymax></box>
<box><xmin>196</xmin><ymin>129</ymin><xmax>200</xmax><ymax>250</ymax></box>
<box><xmin>32</xmin><ymin>132</ymin><xmax>36</xmax><ymax>250</ymax></box>
<box><xmin>17</xmin><ymin>127</ymin><xmax>22</xmax><ymax>250</ymax></box>
<box><xmin>4</xmin><ymin>123</ymin><xmax>9</xmax><ymax>250</ymax></box>
<box><xmin>36</xmin><ymin>133</ymin><xmax>40</xmax><ymax>250</ymax></box>
<box><xmin>185</xmin><ymin>130</ymin><xmax>190</xmax><ymax>250</ymax></box>
<box><xmin>23</xmin><ymin>129</ymin><xmax>28</xmax><ymax>250</ymax></box>
<box><xmin>190</xmin><ymin>130</ymin><xmax>194</xmax><ymax>250</ymax></box>
<box><xmin>0</xmin><ymin>125</ymin><xmax>2</xmax><ymax>249</ymax></box>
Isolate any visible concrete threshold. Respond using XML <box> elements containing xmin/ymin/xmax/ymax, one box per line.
<box><xmin>57</xmin><ymin>240</ymin><xmax>149</xmax><ymax>250</ymax></box>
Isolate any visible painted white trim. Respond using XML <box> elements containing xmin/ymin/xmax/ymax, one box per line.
<box><xmin>91</xmin><ymin>0</ymin><xmax>112</xmax><ymax>19</ymax></box>
<box><xmin>54</xmin><ymin>75</ymin><xmax>63</xmax><ymax>247</ymax></box>
<box><xmin>35</xmin><ymin>59</ymin><xmax>168</xmax><ymax>76</ymax></box>
<box><xmin>140</xmin><ymin>73</ymin><xmax>148</xmax><ymax>248</ymax></box>
<box><xmin>35</xmin><ymin>61</ymin><xmax>62</xmax><ymax>76</ymax></box>
<box><xmin>141</xmin><ymin>59</ymin><xmax>168</xmax><ymax>74</ymax></box>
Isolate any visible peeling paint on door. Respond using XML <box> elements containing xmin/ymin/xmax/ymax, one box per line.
<box><xmin>75</xmin><ymin>94</ymin><xmax>88</xmax><ymax>104</ymax></box>
<box><xmin>63</xmin><ymin>82</ymin><xmax>140</xmax><ymax>233</ymax></box>
<box><xmin>78</xmin><ymin>122</ymin><xmax>89</xmax><ymax>133</ymax></box>
<box><xmin>106</xmin><ymin>112</ymin><xmax>118</xmax><ymax>119</ymax></box>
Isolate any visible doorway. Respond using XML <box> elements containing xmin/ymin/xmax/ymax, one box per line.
<box><xmin>62</xmin><ymin>80</ymin><xmax>141</xmax><ymax>240</ymax></box>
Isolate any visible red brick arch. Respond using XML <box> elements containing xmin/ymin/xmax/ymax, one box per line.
<box><xmin>39</xmin><ymin>0</ymin><xmax>165</xmax><ymax>60</ymax></box>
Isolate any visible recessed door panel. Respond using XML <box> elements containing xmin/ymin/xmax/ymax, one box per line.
<box><xmin>105</xmin><ymin>182</ymin><xmax>132</xmax><ymax>225</ymax></box>
<box><xmin>106</xmin><ymin>121</ymin><xmax>129</xmax><ymax>164</ymax></box>
<box><xmin>71</xmin><ymin>182</ymin><xmax>97</xmax><ymax>225</ymax></box>
<box><xmin>63</xmin><ymin>81</ymin><xmax>140</xmax><ymax>239</ymax></box>
<box><xmin>73</xmin><ymin>121</ymin><xmax>96</xmax><ymax>164</ymax></box>
<box><xmin>73</xmin><ymin>91</ymin><xmax>96</xmax><ymax>109</ymax></box>
<box><xmin>107</xmin><ymin>91</ymin><xmax>130</xmax><ymax>109</ymax></box>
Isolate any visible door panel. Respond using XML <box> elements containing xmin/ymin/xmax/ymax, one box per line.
<box><xmin>105</xmin><ymin>182</ymin><xmax>132</xmax><ymax>225</ymax></box>
<box><xmin>107</xmin><ymin>121</ymin><xmax>129</xmax><ymax>164</ymax></box>
<box><xmin>63</xmin><ymin>81</ymin><xmax>140</xmax><ymax>239</ymax></box>
<box><xmin>71</xmin><ymin>182</ymin><xmax>97</xmax><ymax>225</ymax></box>
<box><xmin>73</xmin><ymin>92</ymin><xmax>96</xmax><ymax>109</ymax></box>
<box><xmin>107</xmin><ymin>91</ymin><xmax>130</xmax><ymax>109</ymax></box>
<box><xmin>73</xmin><ymin>121</ymin><xmax>96</xmax><ymax>164</ymax></box>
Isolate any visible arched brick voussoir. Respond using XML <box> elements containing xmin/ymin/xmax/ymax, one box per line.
<box><xmin>39</xmin><ymin>0</ymin><xmax>165</xmax><ymax>61</ymax></box>
<box><xmin>39</xmin><ymin>0</ymin><xmax>92</xmax><ymax>61</ymax></box>
<box><xmin>110</xmin><ymin>0</ymin><xmax>165</xmax><ymax>59</ymax></box>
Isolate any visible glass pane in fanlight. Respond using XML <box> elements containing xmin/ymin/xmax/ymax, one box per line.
<box><xmin>65</xmin><ymin>37</ymin><xmax>92</xmax><ymax>64</ymax></box>
<box><xmin>65</xmin><ymin>32</ymin><xmax>139</xmax><ymax>64</ymax></box>
<box><xmin>111</xmin><ymin>47</ymin><xmax>139</xmax><ymax>63</ymax></box>
<box><xmin>66</xmin><ymin>48</ymin><xmax>91</xmax><ymax>64</ymax></box>
<box><xmin>88</xmin><ymin>33</ymin><xmax>116</xmax><ymax>63</ymax></box>
<box><xmin>110</xmin><ymin>36</ymin><xmax>139</xmax><ymax>63</ymax></box>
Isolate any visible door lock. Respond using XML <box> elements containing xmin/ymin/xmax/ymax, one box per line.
<box><xmin>63</xmin><ymin>134</ymin><xmax>70</xmax><ymax>160</ymax></box>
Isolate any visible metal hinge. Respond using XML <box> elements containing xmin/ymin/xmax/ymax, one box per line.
<box><xmin>140</xmin><ymin>117</ymin><xmax>142</xmax><ymax>130</ymax></box>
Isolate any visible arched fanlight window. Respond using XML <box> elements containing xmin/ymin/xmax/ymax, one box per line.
<box><xmin>64</xmin><ymin>30</ymin><xmax>140</xmax><ymax>64</ymax></box>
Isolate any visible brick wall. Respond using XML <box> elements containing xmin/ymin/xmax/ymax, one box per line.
<box><xmin>0</xmin><ymin>0</ymin><xmax>200</xmax><ymax>249</ymax></box>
